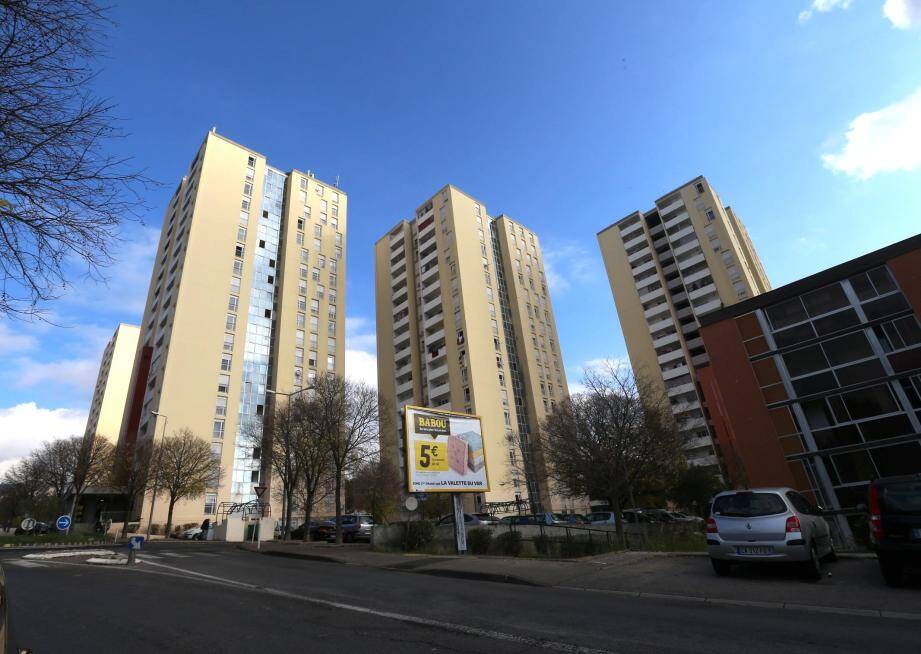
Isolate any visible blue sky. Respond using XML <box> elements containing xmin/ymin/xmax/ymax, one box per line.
<box><xmin>2</xmin><ymin>0</ymin><xmax>921</xmax><ymax>469</ymax></box>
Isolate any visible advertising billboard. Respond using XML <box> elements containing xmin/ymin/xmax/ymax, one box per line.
<box><xmin>404</xmin><ymin>405</ymin><xmax>489</xmax><ymax>493</ymax></box>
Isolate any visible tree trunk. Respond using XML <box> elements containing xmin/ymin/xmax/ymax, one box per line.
<box><xmin>301</xmin><ymin>491</ymin><xmax>315</xmax><ymax>542</ymax></box>
<box><xmin>283</xmin><ymin>489</ymin><xmax>293</xmax><ymax>541</ymax></box>
<box><xmin>122</xmin><ymin>494</ymin><xmax>135</xmax><ymax>541</ymax></box>
<box><xmin>165</xmin><ymin>497</ymin><xmax>177</xmax><ymax>538</ymax></box>
<box><xmin>334</xmin><ymin>472</ymin><xmax>343</xmax><ymax>545</ymax></box>
<box><xmin>610</xmin><ymin>495</ymin><xmax>624</xmax><ymax>546</ymax></box>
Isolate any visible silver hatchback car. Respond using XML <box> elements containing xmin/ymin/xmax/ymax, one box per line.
<box><xmin>707</xmin><ymin>488</ymin><xmax>836</xmax><ymax>580</ymax></box>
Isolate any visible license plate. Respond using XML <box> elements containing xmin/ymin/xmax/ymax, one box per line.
<box><xmin>912</xmin><ymin>529</ymin><xmax>921</xmax><ymax>540</ymax></box>
<box><xmin>737</xmin><ymin>546</ymin><xmax>773</xmax><ymax>555</ymax></box>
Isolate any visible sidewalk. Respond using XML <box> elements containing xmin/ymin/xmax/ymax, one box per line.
<box><xmin>241</xmin><ymin>541</ymin><xmax>921</xmax><ymax>619</ymax></box>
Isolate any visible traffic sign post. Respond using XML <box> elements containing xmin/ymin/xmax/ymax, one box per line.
<box><xmin>127</xmin><ymin>535</ymin><xmax>145</xmax><ymax>565</ymax></box>
<box><xmin>55</xmin><ymin>515</ymin><xmax>72</xmax><ymax>532</ymax></box>
<box><xmin>20</xmin><ymin>517</ymin><xmax>36</xmax><ymax>533</ymax></box>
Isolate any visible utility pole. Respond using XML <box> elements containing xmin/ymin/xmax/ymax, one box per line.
<box><xmin>145</xmin><ymin>412</ymin><xmax>168</xmax><ymax>539</ymax></box>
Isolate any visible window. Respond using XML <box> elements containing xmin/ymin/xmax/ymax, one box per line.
<box><xmin>309</xmin><ymin>350</ymin><xmax>318</xmax><ymax>367</ymax></box>
<box><xmin>204</xmin><ymin>493</ymin><xmax>217</xmax><ymax>515</ymax></box>
<box><xmin>309</xmin><ymin>332</ymin><xmax>318</xmax><ymax>347</ymax></box>
<box><xmin>706</xmin><ymin>209</ymin><xmax>715</xmax><ymax>221</ymax></box>
<box><xmin>243</xmin><ymin>181</ymin><xmax>253</xmax><ymax>196</ymax></box>
<box><xmin>327</xmin><ymin>320</ymin><xmax>335</xmax><ymax>335</ymax></box>
<box><xmin>223</xmin><ymin>333</ymin><xmax>234</xmax><ymax>352</ymax></box>
<box><xmin>233</xmin><ymin>260</ymin><xmax>243</xmax><ymax>276</ymax></box>
<box><xmin>300</xmin><ymin>265</ymin><xmax>308</xmax><ymax>280</ymax></box>
<box><xmin>874</xmin><ymin>316</ymin><xmax>921</xmax><ymax>352</ymax></box>
<box><xmin>311</xmin><ymin>299</ymin><xmax>319</xmax><ymax>315</ymax></box>
<box><xmin>230</xmin><ymin>276</ymin><xmax>241</xmax><ymax>293</ymax></box>
<box><xmin>312</xmin><ymin>267</ymin><xmax>320</xmax><ymax>281</ymax></box>
<box><xmin>318</xmin><ymin>254</ymin><xmax>326</xmax><ymax>268</ymax></box>
<box><xmin>766</xmin><ymin>297</ymin><xmax>808</xmax><ymax>330</ymax></box>
<box><xmin>237</xmin><ymin>226</ymin><xmax>247</xmax><ymax>242</ymax></box>
<box><xmin>296</xmin><ymin>313</ymin><xmax>305</xmax><ymax>328</ymax></box>
<box><xmin>225</xmin><ymin>314</ymin><xmax>236</xmax><ymax>331</ymax></box>
<box><xmin>821</xmin><ymin>331</ymin><xmax>873</xmax><ymax>367</ymax></box>
<box><xmin>228</xmin><ymin>295</ymin><xmax>239</xmax><ymax>312</ymax></box>
<box><xmin>235</xmin><ymin>244</ymin><xmax>244</xmax><ymax>258</ymax></box>
<box><xmin>220</xmin><ymin>354</ymin><xmax>232</xmax><ymax>372</ymax></box>
<box><xmin>314</xmin><ymin>238</ymin><xmax>322</xmax><ymax>251</ymax></box>
<box><xmin>841</xmin><ymin>384</ymin><xmax>899</xmax><ymax>420</ymax></box>
<box><xmin>802</xmin><ymin>284</ymin><xmax>849</xmax><ymax>318</ymax></box>
<box><xmin>317</xmin><ymin>284</ymin><xmax>325</xmax><ymax>299</ymax></box>
<box><xmin>295</xmin><ymin>348</ymin><xmax>304</xmax><ymax>366</ymax></box>
<box><xmin>212</xmin><ymin>420</ymin><xmax>225</xmax><ymax>439</ymax></box>
<box><xmin>850</xmin><ymin>267</ymin><xmax>897</xmax><ymax>301</ymax></box>
<box><xmin>295</xmin><ymin>329</ymin><xmax>305</xmax><ymax>346</ymax></box>
<box><xmin>314</xmin><ymin>224</ymin><xmax>322</xmax><ymax>238</ymax></box>
<box><xmin>215</xmin><ymin>397</ymin><xmax>227</xmax><ymax>417</ymax></box>
<box><xmin>217</xmin><ymin>374</ymin><xmax>230</xmax><ymax>394</ymax></box>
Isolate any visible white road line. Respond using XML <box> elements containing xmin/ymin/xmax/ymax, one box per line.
<box><xmin>138</xmin><ymin>559</ymin><xmax>618</xmax><ymax>654</ymax></box>
<box><xmin>158</xmin><ymin>552</ymin><xmax>190</xmax><ymax>558</ymax></box>
<box><xmin>5</xmin><ymin>560</ymin><xmax>46</xmax><ymax>568</ymax></box>
<box><xmin>137</xmin><ymin>554</ymin><xmax>163</xmax><ymax>560</ymax></box>
<box><xmin>195</xmin><ymin>552</ymin><xmax>219</xmax><ymax>557</ymax></box>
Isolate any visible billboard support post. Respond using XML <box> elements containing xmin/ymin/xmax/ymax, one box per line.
<box><xmin>452</xmin><ymin>493</ymin><xmax>467</xmax><ymax>554</ymax></box>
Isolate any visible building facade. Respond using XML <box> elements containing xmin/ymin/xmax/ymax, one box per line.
<box><xmin>120</xmin><ymin>130</ymin><xmax>347</xmax><ymax>529</ymax></box>
<box><xmin>697</xmin><ymin>233</ymin><xmax>921</xmax><ymax>542</ymax></box>
<box><xmin>597</xmin><ymin>176</ymin><xmax>770</xmax><ymax>468</ymax></box>
<box><xmin>375</xmin><ymin>185</ymin><xmax>578</xmax><ymax>514</ymax></box>
<box><xmin>85</xmin><ymin>323</ymin><xmax>140</xmax><ymax>444</ymax></box>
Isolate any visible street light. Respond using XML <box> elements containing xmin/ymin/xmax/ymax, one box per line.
<box><xmin>145</xmin><ymin>411</ymin><xmax>168</xmax><ymax>540</ymax></box>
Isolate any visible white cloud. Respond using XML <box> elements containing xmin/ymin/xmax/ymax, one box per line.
<box><xmin>345</xmin><ymin>315</ymin><xmax>377</xmax><ymax>387</ymax></box>
<box><xmin>0</xmin><ymin>403</ymin><xmax>87</xmax><ymax>475</ymax></box>
<box><xmin>0</xmin><ymin>322</ymin><xmax>38</xmax><ymax>355</ymax></box>
<box><xmin>822</xmin><ymin>85</ymin><xmax>921</xmax><ymax>180</ymax></box>
<box><xmin>543</xmin><ymin>242</ymin><xmax>598</xmax><ymax>296</ymax></box>
<box><xmin>884</xmin><ymin>0</ymin><xmax>921</xmax><ymax>29</ymax></box>
<box><xmin>798</xmin><ymin>0</ymin><xmax>853</xmax><ymax>22</ymax></box>
<box><xmin>12</xmin><ymin>356</ymin><xmax>99</xmax><ymax>391</ymax></box>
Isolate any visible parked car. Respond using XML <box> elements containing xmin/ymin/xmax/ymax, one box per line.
<box><xmin>669</xmin><ymin>511</ymin><xmax>704</xmax><ymax>524</ymax></box>
<box><xmin>180</xmin><ymin>526</ymin><xmax>202</xmax><ymax>540</ymax></box>
<box><xmin>707</xmin><ymin>488</ymin><xmax>835</xmax><ymax>580</ymax></box>
<box><xmin>587</xmin><ymin>511</ymin><xmax>618</xmax><ymax>525</ymax></box>
<box><xmin>437</xmin><ymin>513</ymin><xmax>492</xmax><ymax>527</ymax></box>
<box><xmin>471</xmin><ymin>513</ymin><xmax>497</xmax><ymax>525</ymax></box>
<box><xmin>289</xmin><ymin>520</ymin><xmax>332</xmax><ymax>540</ymax></box>
<box><xmin>554</xmin><ymin>513</ymin><xmax>588</xmax><ymax>525</ymax></box>
<box><xmin>621</xmin><ymin>509</ymin><xmax>656</xmax><ymax>524</ymax></box>
<box><xmin>868</xmin><ymin>474</ymin><xmax>921</xmax><ymax>587</ymax></box>
<box><xmin>14</xmin><ymin>521</ymin><xmax>49</xmax><ymax>536</ymax></box>
<box><xmin>498</xmin><ymin>514</ymin><xmax>539</xmax><ymax>526</ymax></box>
<box><xmin>322</xmin><ymin>514</ymin><xmax>374</xmax><ymax>542</ymax></box>
<box><xmin>643</xmin><ymin>509</ymin><xmax>677</xmax><ymax>523</ymax></box>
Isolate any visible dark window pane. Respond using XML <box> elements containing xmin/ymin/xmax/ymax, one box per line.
<box><xmin>793</xmin><ymin>371</ymin><xmax>838</xmax><ymax>396</ymax></box>
<box><xmin>849</xmin><ymin>272</ymin><xmax>875</xmax><ymax>301</ymax></box>
<box><xmin>822</xmin><ymin>332</ymin><xmax>873</xmax><ymax>367</ymax></box>
<box><xmin>894</xmin><ymin>316</ymin><xmax>921</xmax><ymax>348</ymax></box>
<box><xmin>802</xmin><ymin>399</ymin><xmax>834</xmax><ymax>429</ymax></box>
<box><xmin>774</xmin><ymin>322</ymin><xmax>816</xmax><ymax>348</ymax></box>
<box><xmin>873</xmin><ymin>323</ymin><xmax>897</xmax><ymax>352</ymax></box>
<box><xmin>802</xmin><ymin>284</ymin><xmax>849</xmax><ymax>317</ymax></box>
<box><xmin>842</xmin><ymin>384</ymin><xmax>899</xmax><ymax>420</ymax></box>
<box><xmin>835</xmin><ymin>484</ymin><xmax>870</xmax><ymax>510</ymax></box>
<box><xmin>862</xmin><ymin>293</ymin><xmax>909</xmax><ymax>320</ymax></box>
<box><xmin>822</xmin><ymin>456</ymin><xmax>841</xmax><ymax>485</ymax></box>
<box><xmin>834</xmin><ymin>359</ymin><xmax>886</xmax><ymax>387</ymax></box>
<box><xmin>870</xmin><ymin>442</ymin><xmax>921</xmax><ymax>478</ymax></box>
<box><xmin>767</xmin><ymin>297</ymin><xmax>808</xmax><ymax>330</ymax></box>
<box><xmin>900</xmin><ymin>378</ymin><xmax>921</xmax><ymax>409</ymax></box>
<box><xmin>812</xmin><ymin>424</ymin><xmax>862</xmax><ymax>449</ymax></box>
<box><xmin>868</xmin><ymin>267</ymin><xmax>897</xmax><ymax>295</ymax></box>
<box><xmin>783</xmin><ymin>345</ymin><xmax>829</xmax><ymax>377</ymax></box>
<box><xmin>813</xmin><ymin>308</ymin><xmax>860</xmax><ymax>336</ymax></box>
<box><xmin>858</xmin><ymin>414</ymin><xmax>913</xmax><ymax>441</ymax></box>
<box><xmin>828</xmin><ymin>395</ymin><xmax>851</xmax><ymax>422</ymax></box>
<box><xmin>832</xmin><ymin>450</ymin><xmax>877</xmax><ymax>484</ymax></box>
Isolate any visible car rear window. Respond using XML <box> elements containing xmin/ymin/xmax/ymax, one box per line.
<box><xmin>713</xmin><ymin>493</ymin><xmax>787</xmax><ymax>517</ymax></box>
<box><xmin>883</xmin><ymin>482</ymin><xmax>921</xmax><ymax>514</ymax></box>
<box><xmin>588</xmin><ymin>512</ymin><xmax>611</xmax><ymax>521</ymax></box>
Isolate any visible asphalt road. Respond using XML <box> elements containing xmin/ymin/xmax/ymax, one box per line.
<box><xmin>2</xmin><ymin>543</ymin><xmax>920</xmax><ymax>653</ymax></box>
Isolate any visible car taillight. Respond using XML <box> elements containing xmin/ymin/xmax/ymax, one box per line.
<box><xmin>706</xmin><ymin>517</ymin><xmax>718</xmax><ymax>534</ymax></box>
<box><xmin>869</xmin><ymin>484</ymin><xmax>884</xmax><ymax>541</ymax></box>
<box><xmin>785</xmin><ymin>515</ymin><xmax>801</xmax><ymax>533</ymax></box>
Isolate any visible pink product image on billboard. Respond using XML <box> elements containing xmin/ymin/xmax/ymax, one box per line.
<box><xmin>404</xmin><ymin>405</ymin><xmax>489</xmax><ymax>493</ymax></box>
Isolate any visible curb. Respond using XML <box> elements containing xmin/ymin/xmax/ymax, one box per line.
<box><xmin>2</xmin><ymin>540</ymin><xmax>117</xmax><ymax>551</ymax></box>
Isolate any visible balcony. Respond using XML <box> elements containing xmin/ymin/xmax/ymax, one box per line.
<box><xmin>679</xmin><ymin>416</ymin><xmax>707</xmax><ymax>433</ymax></box>
<box><xmin>392</xmin><ymin>298</ymin><xmax>408</xmax><ymax>316</ymax></box>
<box><xmin>631</xmin><ymin>259</ymin><xmax>656</xmax><ymax>277</ymax></box>
<box><xmin>422</xmin><ymin>295</ymin><xmax>441</xmax><ymax>315</ymax></box>
<box><xmin>395</xmin><ymin>378</ymin><xmax>414</xmax><ymax>396</ymax></box>
<box><xmin>391</xmin><ymin>268</ymin><xmax>407</xmax><ymax>287</ymax></box>
<box><xmin>394</xmin><ymin>329</ymin><xmax>411</xmax><ymax>348</ymax></box>
<box><xmin>673</xmin><ymin>239</ymin><xmax>701</xmax><ymax>258</ymax></box>
<box><xmin>619</xmin><ymin>220</ymin><xmax>643</xmax><ymax>241</ymax></box>
<box><xmin>423</xmin><ymin>312</ymin><xmax>444</xmax><ymax>332</ymax></box>
<box><xmin>393</xmin><ymin>313</ymin><xmax>410</xmax><ymax>331</ymax></box>
<box><xmin>652</xmin><ymin>332</ymin><xmax>679</xmax><ymax>349</ymax></box>
<box><xmin>627</xmin><ymin>246</ymin><xmax>651</xmax><ymax>264</ymax></box>
<box><xmin>661</xmin><ymin>364</ymin><xmax>690</xmax><ymax>381</ymax></box>
<box><xmin>659</xmin><ymin>195</ymin><xmax>685</xmax><ymax>216</ymax></box>
<box><xmin>667</xmin><ymin>381</ymin><xmax>696</xmax><ymax>397</ymax></box>
<box><xmin>428</xmin><ymin>381</ymin><xmax>451</xmax><ymax>402</ymax></box>
<box><xmin>657</xmin><ymin>348</ymin><xmax>685</xmax><ymax>365</ymax></box>
<box><xmin>419</xmin><ymin>263</ymin><xmax>439</xmax><ymax>287</ymax></box>
<box><xmin>644</xmin><ymin>302</ymin><xmax>670</xmax><ymax>320</ymax></box>
<box><xmin>623</xmin><ymin>233</ymin><xmax>647</xmax><ymax>251</ymax></box>
<box><xmin>428</xmin><ymin>361</ymin><xmax>449</xmax><ymax>381</ymax></box>
<box><xmin>668</xmin><ymin>224</ymin><xmax>695</xmax><ymax>243</ymax></box>
<box><xmin>683</xmin><ymin>268</ymin><xmax>711</xmax><ymax>286</ymax></box>
<box><xmin>395</xmin><ymin>361</ymin><xmax>413</xmax><ymax>378</ymax></box>
<box><xmin>688</xmin><ymin>453</ymin><xmax>718</xmax><ymax>467</ymax></box>
<box><xmin>685</xmin><ymin>336</ymin><xmax>704</xmax><ymax>350</ymax></box>
<box><xmin>677</xmin><ymin>252</ymin><xmax>706</xmax><ymax>271</ymax></box>
<box><xmin>419</xmin><ymin>246</ymin><xmax>438</xmax><ymax>270</ymax></box>
<box><xmin>425</xmin><ymin>327</ymin><xmax>445</xmax><ymax>344</ymax></box>
<box><xmin>691</xmin><ymin>352</ymin><xmax>709</xmax><ymax>368</ymax></box>
<box><xmin>688</xmin><ymin>282</ymin><xmax>717</xmax><ymax>301</ymax></box>
<box><xmin>692</xmin><ymin>298</ymin><xmax>722</xmax><ymax>316</ymax></box>
<box><xmin>391</xmin><ymin>286</ymin><xmax>408</xmax><ymax>303</ymax></box>
<box><xmin>389</xmin><ymin>230</ymin><xmax>404</xmax><ymax>246</ymax></box>
<box><xmin>639</xmin><ymin>286</ymin><xmax>664</xmax><ymax>304</ymax></box>
<box><xmin>647</xmin><ymin>316</ymin><xmax>675</xmax><ymax>334</ymax></box>
<box><xmin>683</xmin><ymin>434</ymin><xmax>712</xmax><ymax>451</ymax></box>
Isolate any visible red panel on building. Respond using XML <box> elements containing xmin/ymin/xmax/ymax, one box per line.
<box><xmin>888</xmin><ymin>248</ymin><xmax>921</xmax><ymax>315</ymax></box>
<box><xmin>698</xmin><ymin>319</ymin><xmax>795</xmax><ymax>490</ymax></box>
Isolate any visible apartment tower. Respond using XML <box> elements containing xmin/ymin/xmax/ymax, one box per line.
<box><xmin>85</xmin><ymin>323</ymin><xmax>140</xmax><ymax>444</ymax></box>
<box><xmin>120</xmin><ymin>130</ymin><xmax>347</xmax><ymax>528</ymax></box>
<box><xmin>375</xmin><ymin>185</ymin><xmax>576</xmax><ymax>514</ymax></box>
<box><xmin>597</xmin><ymin>176</ymin><xmax>770</xmax><ymax>468</ymax></box>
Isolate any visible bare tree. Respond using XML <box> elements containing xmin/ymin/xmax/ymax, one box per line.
<box><xmin>32</xmin><ymin>437</ymin><xmax>78</xmax><ymax>513</ymax></box>
<box><xmin>1</xmin><ymin>456</ymin><xmax>51</xmax><ymax>524</ymax></box>
<box><xmin>346</xmin><ymin>453</ymin><xmax>401</xmax><ymax>523</ymax></box>
<box><xmin>310</xmin><ymin>376</ymin><xmax>381</xmax><ymax>544</ymax></box>
<box><xmin>110</xmin><ymin>440</ymin><xmax>154</xmax><ymax>538</ymax></box>
<box><xmin>65</xmin><ymin>433</ymin><xmax>114</xmax><ymax>528</ymax></box>
<box><xmin>293</xmin><ymin>395</ymin><xmax>332</xmax><ymax>541</ymax></box>
<box><xmin>252</xmin><ymin>395</ymin><xmax>305</xmax><ymax>540</ymax></box>
<box><xmin>0</xmin><ymin>0</ymin><xmax>148</xmax><ymax>317</ymax></box>
<box><xmin>540</xmin><ymin>362</ymin><xmax>684</xmax><ymax>541</ymax></box>
<box><xmin>151</xmin><ymin>429</ymin><xmax>220</xmax><ymax>536</ymax></box>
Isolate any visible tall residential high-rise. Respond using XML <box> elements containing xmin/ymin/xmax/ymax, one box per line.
<box><xmin>375</xmin><ymin>184</ymin><xmax>579</xmax><ymax>514</ymax></box>
<box><xmin>120</xmin><ymin>130</ymin><xmax>347</xmax><ymax>529</ymax></box>
<box><xmin>597</xmin><ymin>176</ymin><xmax>770</xmax><ymax>468</ymax></box>
<box><xmin>85</xmin><ymin>323</ymin><xmax>140</xmax><ymax>444</ymax></box>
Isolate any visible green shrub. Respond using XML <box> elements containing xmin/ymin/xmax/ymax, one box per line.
<box><xmin>467</xmin><ymin>528</ymin><xmax>492</xmax><ymax>554</ymax></box>
<box><xmin>149</xmin><ymin>524</ymin><xmax>162</xmax><ymax>535</ymax></box>
<box><xmin>404</xmin><ymin>520</ymin><xmax>435</xmax><ymax>551</ymax></box>
<box><xmin>534</xmin><ymin>534</ymin><xmax>557</xmax><ymax>557</ymax></box>
<box><xmin>493</xmin><ymin>530</ymin><xmax>523</xmax><ymax>557</ymax></box>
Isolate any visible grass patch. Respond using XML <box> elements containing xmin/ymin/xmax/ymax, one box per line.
<box><xmin>640</xmin><ymin>531</ymin><xmax>706</xmax><ymax>553</ymax></box>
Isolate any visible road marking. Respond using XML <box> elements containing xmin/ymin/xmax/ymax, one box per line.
<box><xmin>158</xmin><ymin>552</ymin><xmax>190</xmax><ymax>558</ymax></box>
<box><xmin>195</xmin><ymin>552</ymin><xmax>219</xmax><ymax>557</ymax></box>
<box><xmin>138</xmin><ymin>559</ymin><xmax>619</xmax><ymax>654</ymax></box>
<box><xmin>553</xmin><ymin>585</ymin><xmax>921</xmax><ymax>621</ymax></box>
<box><xmin>5</xmin><ymin>560</ymin><xmax>46</xmax><ymax>568</ymax></box>
<box><xmin>137</xmin><ymin>554</ymin><xmax>163</xmax><ymax>560</ymax></box>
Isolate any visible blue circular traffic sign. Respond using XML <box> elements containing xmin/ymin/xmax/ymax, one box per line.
<box><xmin>56</xmin><ymin>515</ymin><xmax>72</xmax><ymax>531</ymax></box>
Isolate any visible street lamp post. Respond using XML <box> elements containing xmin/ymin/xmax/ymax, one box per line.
<box><xmin>145</xmin><ymin>411</ymin><xmax>168</xmax><ymax>540</ymax></box>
